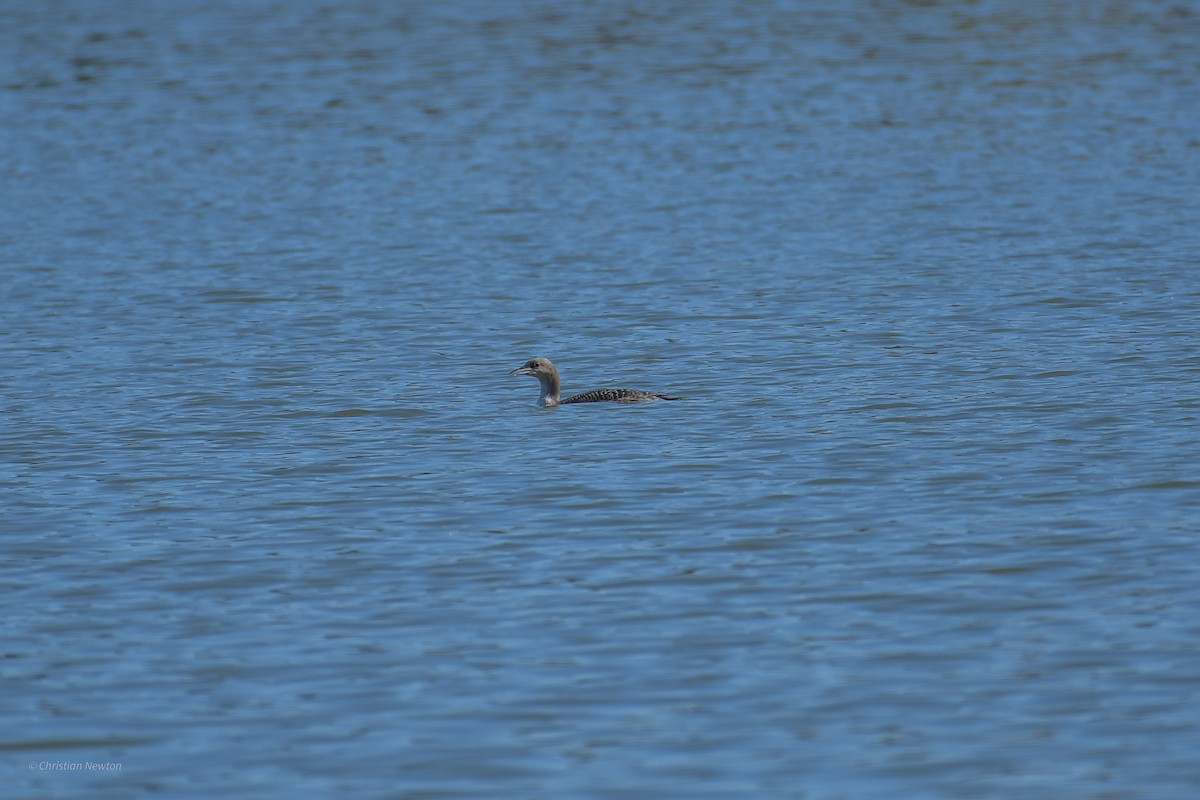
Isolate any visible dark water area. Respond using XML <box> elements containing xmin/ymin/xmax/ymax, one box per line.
<box><xmin>3</xmin><ymin>1</ymin><xmax>1199</xmax><ymax>797</ymax></box>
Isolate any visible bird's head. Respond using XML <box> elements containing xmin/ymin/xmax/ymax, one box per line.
<box><xmin>510</xmin><ymin>357</ymin><xmax>555</xmax><ymax>379</ymax></box>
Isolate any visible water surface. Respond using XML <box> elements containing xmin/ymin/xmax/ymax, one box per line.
<box><xmin>3</xmin><ymin>1</ymin><xmax>1199</xmax><ymax>798</ymax></box>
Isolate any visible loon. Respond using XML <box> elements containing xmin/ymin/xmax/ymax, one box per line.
<box><xmin>510</xmin><ymin>357</ymin><xmax>680</xmax><ymax>407</ymax></box>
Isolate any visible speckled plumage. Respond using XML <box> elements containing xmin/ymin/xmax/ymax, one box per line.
<box><xmin>562</xmin><ymin>387</ymin><xmax>678</xmax><ymax>404</ymax></box>
<box><xmin>510</xmin><ymin>357</ymin><xmax>679</xmax><ymax>407</ymax></box>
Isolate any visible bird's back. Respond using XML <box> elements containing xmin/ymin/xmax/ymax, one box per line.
<box><xmin>561</xmin><ymin>388</ymin><xmax>680</xmax><ymax>404</ymax></box>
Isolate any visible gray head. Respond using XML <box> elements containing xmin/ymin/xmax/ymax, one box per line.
<box><xmin>510</xmin><ymin>357</ymin><xmax>561</xmax><ymax>406</ymax></box>
<box><xmin>509</xmin><ymin>357</ymin><xmax>557</xmax><ymax>380</ymax></box>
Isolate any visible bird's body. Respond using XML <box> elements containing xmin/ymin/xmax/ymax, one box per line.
<box><xmin>510</xmin><ymin>357</ymin><xmax>679</xmax><ymax>407</ymax></box>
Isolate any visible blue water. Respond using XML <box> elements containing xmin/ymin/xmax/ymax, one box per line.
<box><xmin>3</xmin><ymin>1</ymin><xmax>1199</xmax><ymax>797</ymax></box>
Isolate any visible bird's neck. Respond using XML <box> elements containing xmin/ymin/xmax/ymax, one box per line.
<box><xmin>537</xmin><ymin>374</ymin><xmax>560</xmax><ymax>407</ymax></box>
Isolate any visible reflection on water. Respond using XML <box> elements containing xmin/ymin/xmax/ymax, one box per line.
<box><xmin>3</xmin><ymin>1</ymin><xmax>1199</xmax><ymax>797</ymax></box>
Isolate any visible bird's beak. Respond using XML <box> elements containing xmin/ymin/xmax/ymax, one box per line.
<box><xmin>510</xmin><ymin>366</ymin><xmax>533</xmax><ymax>376</ymax></box>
